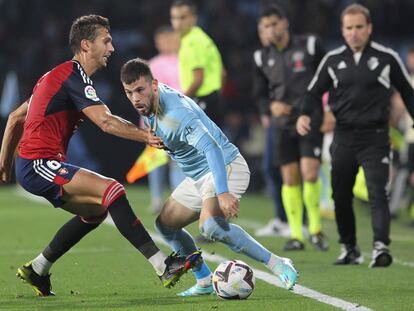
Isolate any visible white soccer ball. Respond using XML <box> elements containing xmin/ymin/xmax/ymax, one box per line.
<box><xmin>212</xmin><ymin>260</ymin><xmax>255</xmax><ymax>299</ymax></box>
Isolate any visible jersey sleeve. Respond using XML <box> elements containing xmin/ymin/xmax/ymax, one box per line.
<box><xmin>389</xmin><ymin>52</ymin><xmax>414</xmax><ymax>119</ymax></box>
<box><xmin>252</xmin><ymin>49</ymin><xmax>271</xmax><ymax>116</ymax></box>
<box><xmin>63</xmin><ymin>64</ymin><xmax>103</xmax><ymax>111</ymax></box>
<box><xmin>301</xmin><ymin>54</ymin><xmax>333</xmax><ymax>116</ymax></box>
<box><xmin>177</xmin><ymin>113</ymin><xmax>209</xmax><ymax>147</ymax></box>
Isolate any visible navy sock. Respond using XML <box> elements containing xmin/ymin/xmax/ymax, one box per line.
<box><xmin>108</xmin><ymin>194</ymin><xmax>159</xmax><ymax>259</ymax></box>
<box><xmin>43</xmin><ymin>215</ymin><xmax>100</xmax><ymax>262</ymax></box>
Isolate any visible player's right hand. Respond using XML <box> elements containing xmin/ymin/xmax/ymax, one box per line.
<box><xmin>296</xmin><ymin>115</ymin><xmax>311</xmax><ymax>136</ymax></box>
<box><xmin>147</xmin><ymin>129</ymin><xmax>165</xmax><ymax>149</ymax></box>
<box><xmin>218</xmin><ymin>192</ymin><xmax>239</xmax><ymax>220</ymax></box>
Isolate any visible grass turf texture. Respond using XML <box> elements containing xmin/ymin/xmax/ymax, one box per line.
<box><xmin>0</xmin><ymin>186</ymin><xmax>413</xmax><ymax>310</ymax></box>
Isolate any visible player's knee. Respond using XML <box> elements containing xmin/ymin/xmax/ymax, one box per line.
<box><xmin>200</xmin><ymin>216</ymin><xmax>230</xmax><ymax>242</ymax></box>
<box><xmin>102</xmin><ymin>180</ymin><xmax>125</xmax><ymax>208</ymax></box>
<box><xmin>155</xmin><ymin>217</ymin><xmax>179</xmax><ymax>239</ymax></box>
<box><xmin>81</xmin><ymin>210</ymin><xmax>108</xmax><ymax>224</ymax></box>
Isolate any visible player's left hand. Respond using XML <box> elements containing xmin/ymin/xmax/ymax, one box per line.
<box><xmin>147</xmin><ymin>129</ymin><xmax>165</xmax><ymax>149</ymax></box>
<box><xmin>0</xmin><ymin>163</ymin><xmax>11</xmax><ymax>183</ymax></box>
<box><xmin>218</xmin><ymin>192</ymin><xmax>239</xmax><ymax>219</ymax></box>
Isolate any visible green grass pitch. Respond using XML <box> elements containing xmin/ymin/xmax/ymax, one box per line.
<box><xmin>0</xmin><ymin>186</ymin><xmax>413</xmax><ymax>310</ymax></box>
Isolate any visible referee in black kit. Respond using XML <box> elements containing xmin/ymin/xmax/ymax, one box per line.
<box><xmin>253</xmin><ymin>5</ymin><xmax>330</xmax><ymax>252</ymax></box>
<box><xmin>297</xmin><ymin>3</ymin><xmax>414</xmax><ymax>268</ymax></box>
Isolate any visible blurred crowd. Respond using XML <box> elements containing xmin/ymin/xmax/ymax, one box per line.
<box><xmin>1</xmin><ymin>0</ymin><xmax>414</xmax><ymax>187</ymax></box>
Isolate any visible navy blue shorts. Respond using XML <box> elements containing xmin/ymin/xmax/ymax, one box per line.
<box><xmin>16</xmin><ymin>156</ymin><xmax>81</xmax><ymax>207</ymax></box>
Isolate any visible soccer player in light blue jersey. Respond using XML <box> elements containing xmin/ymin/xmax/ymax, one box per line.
<box><xmin>120</xmin><ymin>58</ymin><xmax>298</xmax><ymax>296</ymax></box>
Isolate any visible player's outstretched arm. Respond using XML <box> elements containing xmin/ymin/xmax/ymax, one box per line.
<box><xmin>82</xmin><ymin>104</ymin><xmax>164</xmax><ymax>148</ymax></box>
<box><xmin>0</xmin><ymin>101</ymin><xmax>28</xmax><ymax>183</ymax></box>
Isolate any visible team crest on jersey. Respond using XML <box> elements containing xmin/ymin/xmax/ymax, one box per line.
<box><xmin>58</xmin><ymin>167</ymin><xmax>68</xmax><ymax>175</ymax></box>
<box><xmin>292</xmin><ymin>51</ymin><xmax>305</xmax><ymax>72</ymax></box>
<box><xmin>367</xmin><ymin>57</ymin><xmax>379</xmax><ymax>70</ymax></box>
<box><xmin>84</xmin><ymin>85</ymin><xmax>100</xmax><ymax>102</ymax></box>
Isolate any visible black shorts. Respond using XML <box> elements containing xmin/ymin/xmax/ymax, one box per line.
<box><xmin>273</xmin><ymin>127</ymin><xmax>323</xmax><ymax>166</ymax></box>
<box><xmin>195</xmin><ymin>91</ymin><xmax>222</xmax><ymax>126</ymax></box>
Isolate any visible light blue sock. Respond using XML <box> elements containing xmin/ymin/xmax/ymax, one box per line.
<box><xmin>193</xmin><ymin>262</ymin><xmax>211</xmax><ymax>279</ymax></box>
<box><xmin>200</xmin><ymin>216</ymin><xmax>271</xmax><ymax>264</ymax></box>
<box><xmin>155</xmin><ymin>218</ymin><xmax>212</xmax><ymax>280</ymax></box>
<box><xmin>155</xmin><ymin>218</ymin><xmax>197</xmax><ymax>255</ymax></box>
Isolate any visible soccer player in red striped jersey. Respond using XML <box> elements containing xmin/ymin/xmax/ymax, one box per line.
<box><xmin>0</xmin><ymin>14</ymin><xmax>200</xmax><ymax>297</ymax></box>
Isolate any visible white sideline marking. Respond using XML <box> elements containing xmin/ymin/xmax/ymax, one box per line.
<box><xmin>103</xmin><ymin>218</ymin><xmax>372</xmax><ymax>311</ymax></box>
<box><xmin>11</xmin><ymin>188</ymin><xmax>411</xmax><ymax>309</ymax></box>
<box><xmin>13</xmin><ymin>187</ymin><xmax>414</xmax><ymax>270</ymax></box>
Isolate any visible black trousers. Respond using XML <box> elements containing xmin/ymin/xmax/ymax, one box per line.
<box><xmin>195</xmin><ymin>91</ymin><xmax>222</xmax><ymax>126</ymax></box>
<box><xmin>330</xmin><ymin>128</ymin><xmax>391</xmax><ymax>246</ymax></box>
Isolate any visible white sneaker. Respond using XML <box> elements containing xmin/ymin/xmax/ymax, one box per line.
<box><xmin>255</xmin><ymin>219</ymin><xmax>290</xmax><ymax>237</ymax></box>
<box><xmin>369</xmin><ymin>241</ymin><xmax>392</xmax><ymax>268</ymax></box>
<box><xmin>270</xmin><ymin>257</ymin><xmax>298</xmax><ymax>290</ymax></box>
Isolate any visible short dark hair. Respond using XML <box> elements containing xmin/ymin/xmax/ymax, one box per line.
<box><xmin>341</xmin><ymin>4</ymin><xmax>371</xmax><ymax>25</ymax></box>
<box><xmin>259</xmin><ymin>5</ymin><xmax>286</xmax><ymax>21</ymax></box>
<box><xmin>171</xmin><ymin>0</ymin><xmax>197</xmax><ymax>15</ymax></box>
<box><xmin>69</xmin><ymin>15</ymin><xmax>110</xmax><ymax>54</ymax></box>
<box><xmin>120</xmin><ymin>58</ymin><xmax>154</xmax><ymax>85</ymax></box>
<box><xmin>154</xmin><ymin>25</ymin><xmax>175</xmax><ymax>37</ymax></box>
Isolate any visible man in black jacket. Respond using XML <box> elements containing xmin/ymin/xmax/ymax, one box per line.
<box><xmin>253</xmin><ymin>5</ymin><xmax>330</xmax><ymax>251</ymax></box>
<box><xmin>297</xmin><ymin>4</ymin><xmax>414</xmax><ymax>267</ymax></box>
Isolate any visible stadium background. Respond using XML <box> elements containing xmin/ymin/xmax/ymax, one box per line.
<box><xmin>1</xmin><ymin>0</ymin><xmax>413</xmax><ymax>186</ymax></box>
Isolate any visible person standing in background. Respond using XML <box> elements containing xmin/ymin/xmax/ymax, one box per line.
<box><xmin>146</xmin><ymin>26</ymin><xmax>186</xmax><ymax>214</ymax></box>
<box><xmin>0</xmin><ymin>15</ymin><xmax>200</xmax><ymax>296</ymax></box>
<box><xmin>170</xmin><ymin>0</ymin><xmax>225</xmax><ymax>126</ymax></box>
<box><xmin>297</xmin><ymin>4</ymin><xmax>414</xmax><ymax>267</ymax></box>
<box><xmin>253</xmin><ymin>5</ymin><xmax>330</xmax><ymax>251</ymax></box>
<box><xmin>253</xmin><ymin>15</ymin><xmax>289</xmax><ymax>238</ymax></box>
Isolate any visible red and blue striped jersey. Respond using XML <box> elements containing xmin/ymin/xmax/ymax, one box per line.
<box><xmin>18</xmin><ymin>60</ymin><xmax>103</xmax><ymax>161</ymax></box>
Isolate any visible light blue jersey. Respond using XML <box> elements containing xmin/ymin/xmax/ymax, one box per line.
<box><xmin>143</xmin><ymin>83</ymin><xmax>239</xmax><ymax>181</ymax></box>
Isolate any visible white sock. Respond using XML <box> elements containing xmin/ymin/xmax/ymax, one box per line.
<box><xmin>31</xmin><ymin>253</ymin><xmax>53</xmax><ymax>276</ymax></box>
<box><xmin>265</xmin><ymin>253</ymin><xmax>282</xmax><ymax>269</ymax></box>
<box><xmin>196</xmin><ymin>274</ymin><xmax>212</xmax><ymax>287</ymax></box>
<box><xmin>148</xmin><ymin>251</ymin><xmax>167</xmax><ymax>276</ymax></box>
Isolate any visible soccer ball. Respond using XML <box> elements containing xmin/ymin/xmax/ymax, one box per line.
<box><xmin>212</xmin><ymin>260</ymin><xmax>255</xmax><ymax>299</ymax></box>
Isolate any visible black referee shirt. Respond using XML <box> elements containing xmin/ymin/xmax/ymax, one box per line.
<box><xmin>302</xmin><ymin>40</ymin><xmax>414</xmax><ymax>130</ymax></box>
<box><xmin>253</xmin><ymin>34</ymin><xmax>325</xmax><ymax>128</ymax></box>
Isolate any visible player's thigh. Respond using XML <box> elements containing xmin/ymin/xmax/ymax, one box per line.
<box><xmin>358</xmin><ymin>144</ymin><xmax>391</xmax><ymax>195</ymax></box>
<box><xmin>299</xmin><ymin>132</ymin><xmax>322</xmax><ymax>181</ymax></box>
<box><xmin>330</xmin><ymin>141</ymin><xmax>358</xmax><ymax>194</ymax></box>
<box><xmin>158</xmin><ymin>196</ymin><xmax>200</xmax><ymax>228</ymax></box>
<box><xmin>275</xmin><ymin>129</ymin><xmax>300</xmax><ymax>171</ymax></box>
<box><xmin>62</xmin><ymin>168</ymin><xmax>114</xmax><ymax>205</ymax></box>
<box><xmin>199</xmin><ymin>155</ymin><xmax>250</xmax><ymax>225</ymax></box>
